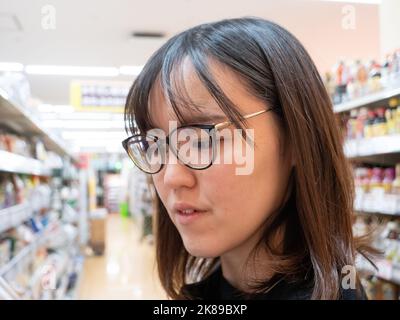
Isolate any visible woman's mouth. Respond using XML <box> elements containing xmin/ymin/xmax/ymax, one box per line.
<box><xmin>173</xmin><ymin>204</ymin><xmax>207</xmax><ymax>225</ymax></box>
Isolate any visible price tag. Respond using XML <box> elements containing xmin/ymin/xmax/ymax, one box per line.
<box><xmin>381</xmin><ymin>194</ymin><xmax>398</xmax><ymax>214</ymax></box>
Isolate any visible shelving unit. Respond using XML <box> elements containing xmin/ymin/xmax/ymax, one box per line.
<box><xmin>0</xmin><ymin>203</ymin><xmax>33</xmax><ymax>234</ymax></box>
<box><xmin>0</xmin><ymin>150</ymin><xmax>52</xmax><ymax>176</ymax></box>
<box><xmin>358</xmin><ymin>259</ymin><xmax>400</xmax><ymax>287</ymax></box>
<box><xmin>0</xmin><ymin>226</ymin><xmax>48</xmax><ymax>280</ymax></box>
<box><xmin>344</xmin><ymin>135</ymin><xmax>400</xmax><ymax>159</ymax></box>
<box><xmin>334</xmin><ymin>86</ymin><xmax>400</xmax><ymax>113</ymax></box>
<box><xmin>0</xmin><ymin>93</ymin><xmax>76</xmax><ymax>161</ymax></box>
<box><xmin>0</xmin><ymin>91</ymin><xmax>86</xmax><ymax>300</ymax></box>
<box><xmin>335</xmin><ymin>86</ymin><xmax>400</xmax><ymax>299</ymax></box>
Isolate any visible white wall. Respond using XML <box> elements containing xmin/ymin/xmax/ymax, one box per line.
<box><xmin>380</xmin><ymin>0</ymin><xmax>400</xmax><ymax>57</ymax></box>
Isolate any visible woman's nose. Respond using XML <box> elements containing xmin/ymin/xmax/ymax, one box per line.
<box><xmin>162</xmin><ymin>151</ymin><xmax>196</xmax><ymax>190</ymax></box>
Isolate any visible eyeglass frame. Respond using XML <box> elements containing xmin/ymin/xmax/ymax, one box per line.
<box><xmin>122</xmin><ymin>108</ymin><xmax>274</xmax><ymax>174</ymax></box>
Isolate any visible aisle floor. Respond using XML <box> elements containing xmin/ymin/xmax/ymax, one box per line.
<box><xmin>78</xmin><ymin>214</ymin><xmax>167</xmax><ymax>299</ymax></box>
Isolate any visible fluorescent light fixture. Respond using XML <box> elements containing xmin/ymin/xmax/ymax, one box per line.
<box><xmin>320</xmin><ymin>0</ymin><xmax>381</xmax><ymax>4</ymax></box>
<box><xmin>61</xmin><ymin>131</ymin><xmax>126</xmax><ymax>140</ymax></box>
<box><xmin>0</xmin><ymin>62</ymin><xmax>24</xmax><ymax>72</ymax></box>
<box><xmin>57</xmin><ymin>113</ymin><xmax>124</xmax><ymax>121</ymax></box>
<box><xmin>42</xmin><ymin>119</ymin><xmax>124</xmax><ymax>129</ymax></box>
<box><xmin>38</xmin><ymin>104</ymin><xmax>75</xmax><ymax>113</ymax></box>
<box><xmin>25</xmin><ymin>65</ymin><xmax>119</xmax><ymax>77</ymax></box>
<box><xmin>37</xmin><ymin>104</ymin><xmax>54</xmax><ymax>112</ymax></box>
<box><xmin>119</xmin><ymin>65</ymin><xmax>143</xmax><ymax>76</ymax></box>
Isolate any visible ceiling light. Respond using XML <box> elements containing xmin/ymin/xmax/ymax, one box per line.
<box><xmin>0</xmin><ymin>62</ymin><xmax>24</xmax><ymax>72</ymax></box>
<box><xmin>320</xmin><ymin>0</ymin><xmax>381</xmax><ymax>4</ymax></box>
<box><xmin>119</xmin><ymin>65</ymin><xmax>143</xmax><ymax>76</ymax></box>
<box><xmin>25</xmin><ymin>65</ymin><xmax>119</xmax><ymax>77</ymax></box>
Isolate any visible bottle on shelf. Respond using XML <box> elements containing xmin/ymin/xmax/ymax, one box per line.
<box><xmin>392</xmin><ymin>163</ymin><xmax>400</xmax><ymax>195</ymax></box>
<box><xmin>364</xmin><ymin>110</ymin><xmax>376</xmax><ymax>138</ymax></box>
<box><xmin>356</xmin><ymin>107</ymin><xmax>368</xmax><ymax>139</ymax></box>
<box><xmin>383</xmin><ymin>168</ymin><xmax>395</xmax><ymax>193</ymax></box>
<box><xmin>372</xmin><ymin>107</ymin><xmax>388</xmax><ymax>137</ymax></box>
<box><xmin>369</xmin><ymin>167</ymin><xmax>384</xmax><ymax>191</ymax></box>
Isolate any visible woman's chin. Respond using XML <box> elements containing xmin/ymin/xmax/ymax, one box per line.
<box><xmin>183</xmin><ymin>240</ymin><xmax>222</xmax><ymax>258</ymax></box>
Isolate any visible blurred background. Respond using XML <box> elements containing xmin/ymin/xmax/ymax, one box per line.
<box><xmin>0</xmin><ymin>0</ymin><xmax>400</xmax><ymax>300</ymax></box>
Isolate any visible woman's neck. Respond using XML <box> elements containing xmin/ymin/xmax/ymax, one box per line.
<box><xmin>220</xmin><ymin>224</ymin><xmax>284</xmax><ymax>293</ymax></box>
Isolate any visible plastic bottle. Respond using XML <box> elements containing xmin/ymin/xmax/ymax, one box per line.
<box><xmin>356</xmin><ymin>107</ymin><xmax>368</xmax><ymax>139</ymax></box>
<box><xmin>347</xmin><ymin>109</ymin><xmax>358</xmax><ymax>139</ymax></box>
<box><xmin>372</xmin><ymin>107</ymin><xmax>388</xmax><ymax>136</ymax></box>
<box><xmin>369</xmin><ymin>167</ymin><xmax>383</xmax><ymax>190</ymax></box>
<box><xmin>395</xmin><ymin>105</ymin><xmax>400</xmax><ymax>134</ymax></box>
<box><xmin>364</xmin><ymin>110</ymin><xmax>376</xmax><ymax>138</ymax></box>
<box><xmin>361</xmin><ymin>167</ymin><xmax>373</xmax><ymax>192</ymax></box>
<box><xmin>392</xmin><ymin>163</ymin><xmax>400</xmax><ymax>195</ymax></box>
<box><xmin>383</xmin><ymin>168</ymin><xmax>395</xmax><ymax>193</ymax></box>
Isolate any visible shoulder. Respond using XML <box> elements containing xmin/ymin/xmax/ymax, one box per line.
<box><xmin>180</xmin><ymin>267</ymin><xmax>222</xmax><ymax>300</ymax></box>
<box><xmin>340</xmin><ymin>284</ymin><xmax>368</xmax><ymax>300</ymax></box>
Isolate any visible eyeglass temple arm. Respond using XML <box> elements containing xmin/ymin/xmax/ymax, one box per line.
<box><xmin>214</xmin><ymin>109</ymin><xmax>269</xmax><ymax>130</ymax></box>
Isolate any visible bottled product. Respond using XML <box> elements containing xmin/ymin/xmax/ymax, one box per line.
<box><xmin>383</xmin><ymin>168</ymin><xmax>395</xmax><ymax>193</ymax></box>
<box><xmin>361</xmin><ymin>168</ymin><xmax>373</xmax><ymax>192</ymax></box>
<box><xmin>347</xmin><ymin>109</ymin><xmax>358</xmax><ymax>139</ymax></box>
<box><xmin>369</xmin><ymin>168</ymin><xmax>383</xmax><ymax>191</ymax></box>
<box><xmin>364</xmin><ymin>110</ymin><xmax>376</xmax><ymax>138</ymax></box>
<box><xmin>326</xmin><ymin>49</ymin><xmax>400</xmax><ymax>103</ymax></box>
<box><xmin>372</xmin><ymin>107</ymin><xmax>388</xmax><ymax>136</ymax></box>
<box><xmin>393</xmin><ymin>164</ymin><xmax>400</xmax><ymax>195</ymax></box>
<box><xmin>385</xmin><ymin>107</ymin><xmax>396</xmax><ymax>135</ymax></box>
<box><xmin>396</xmin><ymin>106</ymin><xmax>400</xmax><ymax>134</ymax></box>
<box><xmin>356</xmin><ymin>107</ymin><xmax>368</xmax><ymax>139</ymax></box>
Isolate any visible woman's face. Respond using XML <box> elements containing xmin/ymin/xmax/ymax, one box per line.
<box><xmin>150</xmin><ymin>60</ymin><xmax>293</xmax><ymax>258</ymax></box>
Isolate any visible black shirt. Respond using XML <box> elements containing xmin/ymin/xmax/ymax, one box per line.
<box><xmin>181</xmin><ymin>266</ymin><xmax>367</xmax><ymax>300</ymax></box>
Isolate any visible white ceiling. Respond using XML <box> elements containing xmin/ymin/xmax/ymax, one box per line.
<box><xmin>0</xmin><ymin>0</ymin><xmax>382</xmax><ymax>153</ymax></box>
<box><xmin>1</xmin><ymin>0</ymin><xmax>381</xmax><ymax>105</ymax></box>
<box><xmin>0</xmin><ymin>0</ymin><xmax>295</xmax><ymax>104</ymax></box>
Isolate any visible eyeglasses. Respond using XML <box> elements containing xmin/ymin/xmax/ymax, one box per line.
<box><xmin>122</xmin><ymin>108</ymin><xmax>274</xmax><ymax>174</ymax></box>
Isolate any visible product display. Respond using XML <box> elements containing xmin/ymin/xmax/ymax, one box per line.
<box><xmin>354</xmin><ymin>215</ymin><xmax>400</xmax><ymax>299</ymax></box>
<box><xmin>325</xmin><ymin>49</ymin><xmax>400</xmax><ymax>104</ymax></box>
<box><xmin>342</xmin><ymin>98</ymin><xmax>400</xmax><ymax>140</ymax></box>
<box><xmin>353</xmin><ymin>164</ymin><xmax>400</xmax><ymax>214</ymax></box>
<box><xmin>0</xmin><ymin>71</ymin><xmax>84</xmax><ymax>300</ymax></box>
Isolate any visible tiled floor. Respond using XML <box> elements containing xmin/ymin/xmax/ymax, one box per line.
<box><xmin>78</xmin><ymin>214</ymin><xmax>167</xmax><ymax>299</ymax></box>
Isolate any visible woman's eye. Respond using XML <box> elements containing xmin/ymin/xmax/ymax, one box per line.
<box><xmin>193</xmin><ymin>139</ymin><xmax>210</xmax><ymax>149</ymax></box>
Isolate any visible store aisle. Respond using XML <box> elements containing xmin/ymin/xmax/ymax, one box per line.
<box><xmin>77</xmin><ymin>214</ymin><xmax>167</xmax><ymax>299</ymax></box>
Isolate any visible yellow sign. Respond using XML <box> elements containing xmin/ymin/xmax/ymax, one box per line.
<box><xmin>70</xmin><ymin>80</ymin><xmax>131</xmax><ymax>113</ymax></box>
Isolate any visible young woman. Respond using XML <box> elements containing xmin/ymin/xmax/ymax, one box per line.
<box><xmin>123</xmin><ymin>17</ymin><xmax>372</xmax><ymax>300</ymax></box>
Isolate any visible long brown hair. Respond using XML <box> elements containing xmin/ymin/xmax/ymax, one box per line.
<box><xmin>125</xmin><ymin>17</ymin><xmax>374</xmax><ymax>299</ymax></box>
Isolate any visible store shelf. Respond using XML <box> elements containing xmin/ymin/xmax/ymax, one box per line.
<box><xmin>0</xmin><ymin>94</ymin><xmax>76</xmax><ymax>161</ymax></box>
<box><xmin>354</xmin><ymin>192</ymin><xmax>400</xmax><ymax>216</ymax></box>
<box><xmin>334</xmin><ymin>86</ymin><xmax>400</xmax><ymax>113</ymax></box>
<box><xmin>0</xmin><ymin>150</ymin><xmax>52</xmax><ymax>176</ymax></box>
<box><xmin>356</xmin><ymin>210</ymin><xmax>400</xmax><ymax>218</ymax></box>
<box><xmin>0</xmin><ymin>202</ymin><xmax>33</xmax><ymax>234</ymax></box>
<box><xmin>358</xmin><ymin>259</ymin><xmax>400</xmax><ymax>287</ymax></box>
<box><xmin>344</xmin><ymin>135</ymin><xmax>400</xmax><ymax>158</ymax></box>
<box><xmin>0</xmin><ymin>228</ymin><xmax>47</xmax><ymax>280</ymax></box>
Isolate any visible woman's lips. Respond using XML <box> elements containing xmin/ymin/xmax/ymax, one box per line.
<box><xmin>172</xmin><ymin>203</ymin><xmax>207</xmax><ymax>225</ymax></box>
